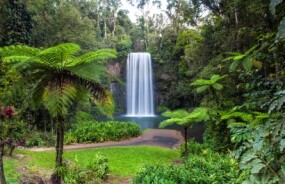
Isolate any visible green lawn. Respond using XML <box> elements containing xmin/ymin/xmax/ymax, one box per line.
<box><xmin>4</xmin><ymin>146</ymin><xmax>179</xmax><ymax>182</ymax></box>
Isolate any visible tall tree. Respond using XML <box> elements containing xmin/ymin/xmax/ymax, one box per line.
<box><xmin>0</xmin><ymin>43</ymin><xmax>116</xmax><ymax>183</ymax></box>
<box><xmin>0</xmin><ymin>0</ymin><xmax>32</xmax><ymax>46</ymax></box>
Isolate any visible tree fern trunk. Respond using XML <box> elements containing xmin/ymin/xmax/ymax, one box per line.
<box><xmin>0</xmin><ymin>145</ymin><xmax>6</xmax><ymax>184</ymax></box>
<box><xmin>53</xmin><ymin>117</ymin><xmax>64</xmax><ymax>184</ymax></box>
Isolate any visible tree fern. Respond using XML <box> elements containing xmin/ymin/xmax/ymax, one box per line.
<box><xmin>160</xmin><ymin>107</ymin><xmax>209</xmax><ymax>157</ymax></box>
<box><xmin>0</xmin><ymin>43</ymin><xmax>117</xmax><ymax>183</ymax></box>
<box><xmin>43</xmin><ymin>83</ymin><xmax>77</xmax><ymax>118</ymax></box>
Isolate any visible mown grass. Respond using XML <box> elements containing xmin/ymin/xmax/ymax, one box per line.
<box><xmin>4</xmin><ymin>146</ymin><xmax>179</xmax><ymax>182</ymax></box>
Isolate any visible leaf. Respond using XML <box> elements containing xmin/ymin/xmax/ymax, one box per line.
<box><xmin>233</xmin><ymin>54</ymin><xmax>246</xmax><ymax>61</ymax></box>
<box><xmin>67</xmin><ymin>62</ymin><xmax>106</xmax><ymax>83</ymax></box>
<box><xmin>277</xmin><ymin>16</ymin><xmax>285</xmax><ymax>39</ymax></box>
<box><xmin>195</xmin><ymin>85</ymin><xmax>208</xmax><ymax>93</ymax></box>
<box><xmin>269</xmin><ymin>0</ymin><xmax>283</xmax><ymax>15</ymax></box>
<box><xmin>212</xmin><ymin>83</ymin><xmax>223</xmax><ymax>90</ymax></box>
<box><xmin>242</xmin><ymin>57</ymin><xmax>252</xmax><ymax>72</ymax></box>
<box><xmin>251</xmin><ymin>163</ymin><xmax>266</xmax><ymax>174</ymax></box>
<box><xmin>230</xmin><ymin>60</ymin><xmax>239</xmax><ymax>72</ymax></box>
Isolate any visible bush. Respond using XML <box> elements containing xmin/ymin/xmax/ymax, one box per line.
<box><xmin>133</xmin><ymin>144</ymin><xmax>248</xmax><ymax>184</ymax></box>
<box><xmin>64</xmin><ymin>121</ymin><xmax>141</xmax><ymax>144</ymax></box>
<box><xmin>60</xmin><ymin>154</ymin><xmax>109</xmax><ymax>184</ymax></box>
<box><xmin>25</xmin><ymin>131</ymin><xmax>56</xmax><ymax>147</ymax></box>
<box><xmin>180</xmin><ymin>139</ymin><xmax>209</xmax><ymax>156</ymax></box>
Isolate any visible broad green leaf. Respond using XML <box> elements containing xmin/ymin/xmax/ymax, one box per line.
<box><xmin>195</xmin><ymin>85</ymin><xmax>208</xmax><ymax>93</ymax></box>
<box><xmin>277</xmin><ymin>16</ymin><xmax>285</xmax><ymax>39</ymax></box>
<box><xmin>242</xmin><ymin>57</ymin><xmax>252</xmax><ymax>72</ymax></box>
<box><xmin>230</xmin><ymin>60</ymin><xmax>239</xmax><ymax>71</ymax></box>
<box><xmin>251</xmin><ymin>163</ymin><xmax>266</xmax><ymax>174</ymax></box>
<box><xmin>212</xmin><ymin>83</ymin><xmax>223</xmax><ymax>90</ymax></box>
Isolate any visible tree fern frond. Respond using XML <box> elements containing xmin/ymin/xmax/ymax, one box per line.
<box><xmin>162</xmin><ymin>109</ymin><xmax>190</xmax><ymax>118</ymax></box>
<box><xmin>43</xmin><ymin>83</ymin><xmax>77</xmax><ymax>117</ymax></box>
<box><xmin>159</xmin><ymin>118</ymin><xmax>182</xmax><ymax>128</ymax></box>
<box><xmin>32</xmin><ymin>76</ymin><xmax>51</xmax><ymax>108</ymax></box>
<box><xmin>0</xmin><ymin>45</ymin><xmax>40</xmax><ymax>58</ymax></box>
<box><xmin>94</xmin><ymin>91</ymin><xmax>114</xmax><ymax>118</ymax></box>
<box><xmin>66</xmin><ymin>62</ymin><xmax>107</xmax><ymax>83</ymax></box>
<box><xmin>2</xmin><ymin>56</ymin><xmax>31</xmax><ymax>64</ymax></box>
<box><xmin>221</xmin><ymin>111</ymin><xmax>253</xmax><ymax>123</ymax></box>
<box><xmin>68</xmin><ymin>49</ymin><xmax>117</xmax><ymax>66</ymax></box>
<box><xmin>160</xmin><ymin>108</ymin><xmax>209</xmax><ymax>128</ymax></box>
<box><xmin>38</xmin><ymin>43</ymin><xmax>80</xmax><ymax>67</ymax></box>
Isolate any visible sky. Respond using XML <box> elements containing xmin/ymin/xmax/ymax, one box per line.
<box><xmin>121</xmin><ymin>0</ymin><xmax>168</xmax><ymax>23</ymax></box>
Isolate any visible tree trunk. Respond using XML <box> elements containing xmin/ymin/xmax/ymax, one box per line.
<box><xmin>52</xmin><ymin>117</ymin><xmax>65</xmax><ymax>184</ymax></box>
<box><xmin>184</xmin><ymin>127</ymin><xmax>188</xmax><ymax>158</ymax></box>
<box><xmin>0</xmin><ymin>145</ymin><xmax>6</xmax><ymax>184</ymax></box>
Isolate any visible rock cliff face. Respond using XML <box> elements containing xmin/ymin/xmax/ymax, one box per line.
<box><xmin>107</xmin><ymin>62</ymin><xmax>126</xmax><ymax>114</ymax></box>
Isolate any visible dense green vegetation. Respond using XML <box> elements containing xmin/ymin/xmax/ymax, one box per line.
<box><xmin>64</xmin><ymin>121</ymin><xmax>141</xmax><ymax>144</ymax></box>
<box><xmin>133</xmin><ymin>143</ymin><xmax>248</xmax><ymax>184</ymax></box>
<box><xmin>0</xmin><ymin>0</ymin><xmax>284</xmax><ymax>183</ymax></box>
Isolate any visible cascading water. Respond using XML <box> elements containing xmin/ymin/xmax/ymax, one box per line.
<box><xmin>126</xmin><ymin>53</ymin><xmax>155</xmax><ymax>117</ymax></box>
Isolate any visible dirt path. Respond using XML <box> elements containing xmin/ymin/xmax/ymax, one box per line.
<box><xmin>28</xmin><ymin>129</ymin><xmax>184</xmax><ymax>152</ymax></box>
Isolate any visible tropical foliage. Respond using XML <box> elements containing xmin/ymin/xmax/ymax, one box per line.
<box><xmin>0</xmin><ymin>43</ymin><xmax>116</xmax><ymax>183</ymax></box>
<box><xmin>0</xmin><ymin>0</ymin><xmax>285</xmax><ymax>183</ymax></box>
<box><xmin>160</xmin><ymin>107</ymin><xmax>209</xmax><ymax>157</ymax></box>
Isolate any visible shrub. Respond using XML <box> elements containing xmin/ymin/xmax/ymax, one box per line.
<box><xmin>133</xmin><ymin>144</ymin><xmax>248</xmax><ymax>184</ymax></box>
<box><xmin>60</xmin><ymin>154</ymin><xmax>109</xmax><ymax>184</ymax></box>
<box><xmin>180</xmin><ymin>139</ymin><xmax>209</xmax><ymax>156</ymax></box>
<box><xmin>25</xmin><ymin>131</ymin><xmax>56</xmax><ymax>147</ymax></box>
<box><xmin>64</xmin><ymin>121</ymin><xmax>141</xmax><ymax>144</ymax></box>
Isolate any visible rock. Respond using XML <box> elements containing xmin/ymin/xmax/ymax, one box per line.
<box><xmin>19</xmin><ymin>173</ymin><xmax>47</xmax><ymax>184</ymax></box>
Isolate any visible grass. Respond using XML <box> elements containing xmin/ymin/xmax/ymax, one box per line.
<box><xmin>4</xmin><ymin>146</ymin><xmax>179</xmax><ymax>182</ymax></box>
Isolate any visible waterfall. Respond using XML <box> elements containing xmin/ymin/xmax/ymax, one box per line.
<box><xmin>126</xmin><ymin>53</ymin><xmax>155</xmax><ymax>117</ymax></box>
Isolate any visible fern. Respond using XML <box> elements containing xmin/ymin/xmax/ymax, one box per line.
<box><xmin>160</xmin><ymin>108</ymin><xmax>209</xmax><ymax>128</ymax></box>
<box><xmin>43</xmin><ymin>83</ymin><xmax>77</xmax><ymax>118</ymax></box>
<box><xmin>221</xmin><ymin>111</ymin><xmax>253</xmax><ymax>123</ymax></box>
